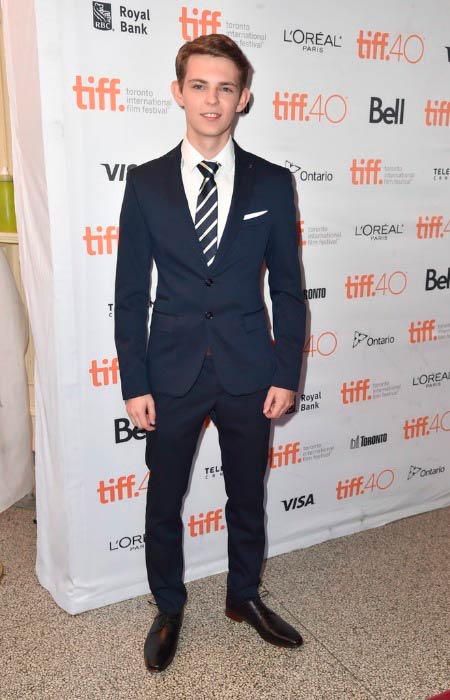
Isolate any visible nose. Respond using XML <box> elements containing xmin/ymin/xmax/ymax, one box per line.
<box><xmin>205</xmin><ymin>88</ymin><xmax>219</xmax><ymax>105</ymax></box>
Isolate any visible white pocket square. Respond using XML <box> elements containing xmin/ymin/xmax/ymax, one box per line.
<box><xmin>243</xmin><ymin>210</ymin><xmax>268</xmax><ymax>221</ymax></box>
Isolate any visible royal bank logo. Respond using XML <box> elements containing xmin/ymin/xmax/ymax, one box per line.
<box><xmin>93</xmin><ymin>2</ymin><xmax>112</xmax><ymax>31</ymax></box>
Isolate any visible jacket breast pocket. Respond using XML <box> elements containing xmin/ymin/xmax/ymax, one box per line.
<box><xmin>241</xmin><ymin>213</ymin><xmax>269</xmax><ymax>229</ymax></box>
<box><xmin>150</xmin><ymin>311</ymin><xmax>177</xmax><ymax>333</ymax></box>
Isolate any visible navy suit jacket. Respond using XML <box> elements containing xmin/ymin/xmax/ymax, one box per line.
<box><xmin>114</xmin><ymin>140</ymin><xmax>306</xmax><ymax>399</ymax></box>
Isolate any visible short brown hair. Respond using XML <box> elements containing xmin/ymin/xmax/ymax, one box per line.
<box><xmin>175</xmin><ymin>34</ymin><xmax>251</xmax><ymax>92</ymax></box>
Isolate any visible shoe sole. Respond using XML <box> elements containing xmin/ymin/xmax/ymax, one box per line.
<box><xmin>225</xmin><ymin>609</ymin><xmax>303</xmax><ymax>649</ymax></box>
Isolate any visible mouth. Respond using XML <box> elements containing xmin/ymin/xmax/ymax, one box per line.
<box><xmin>201</xmin><ymin>112</ymin><xmax>221</xmax><ymax>120</ymax></box>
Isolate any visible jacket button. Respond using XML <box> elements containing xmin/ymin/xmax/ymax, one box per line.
<box><xmin>205</xmin><ymin>311</ymin><xmax>213</xmax><ymax>320</ymax></box>
<box><xmin>205</xmin><ymin>278</ymin><xmax>213</xmax><ymax>286</ymax></box>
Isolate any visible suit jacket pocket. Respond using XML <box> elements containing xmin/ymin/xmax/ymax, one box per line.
<box><xmin>150</xmin><ymin>310</ymin><xmax>177</xmax><ymax>333</ymax></box>
<box><xmin>243</xmin><ymin>307</ymin><xmax>267</xmax><ymax>332</ymax></box>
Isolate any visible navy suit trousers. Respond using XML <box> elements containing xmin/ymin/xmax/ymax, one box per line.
<box><xmin>144</xmin><ymin>354</ymin><xmax>271</xmax><ymax>614</ymax></box>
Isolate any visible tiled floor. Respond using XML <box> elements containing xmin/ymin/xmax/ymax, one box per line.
<box><xmin>1</xmin><ymin>504</ymin><xmax>449</xmax><ymax>700</ymax></box>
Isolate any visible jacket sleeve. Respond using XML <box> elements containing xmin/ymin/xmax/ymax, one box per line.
<box><xmin>265</xmin><ymin>169</ymin><xmax>306</xmax><ymax>391</ymax></box>
<box><xmin>114</xmin><ymin>171</ymin><xmax>153</xmax><ymax>400</ymax></box>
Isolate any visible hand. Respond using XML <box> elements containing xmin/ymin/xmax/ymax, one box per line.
<box><xmin>125</xmin><ymin>394</ymin><xmax>156</xmax><ymax>431</ymax></box>
<box><xmin>263</xmin><ymin>386</ymin><xmax>295</xmax><ymax>419</ymax></box>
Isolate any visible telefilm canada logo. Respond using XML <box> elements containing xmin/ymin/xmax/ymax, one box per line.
<box><xmin>92</xmin><ymin>2</ymin><xmax>151</xmax><ymax>35</ymax></box>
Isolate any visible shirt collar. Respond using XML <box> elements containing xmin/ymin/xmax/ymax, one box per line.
<box><xmin>181</xmin><ymin>136</ymin><xmax>235</xmax><ymax>173</ymax></box>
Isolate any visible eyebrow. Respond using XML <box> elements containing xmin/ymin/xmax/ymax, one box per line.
<box><xmin>187</xmin><ymin>79</ymin><xmax>238</xmax><ymax>87</ymax></box>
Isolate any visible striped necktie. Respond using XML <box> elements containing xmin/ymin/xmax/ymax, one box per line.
<box><xmin>195</xmin><ymin>161</ymin><xmax>220</xmax><ymax>267</ymax></box>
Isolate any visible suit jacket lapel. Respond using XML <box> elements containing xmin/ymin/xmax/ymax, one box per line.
<box><xmin>209</xmin><ymin>140</ymin><xmax>255</xmax><ymax>273</ymax></box>
<box><xmin>164</xmin><ymin>139</ymin><xmax>255</xmax><ymax>274</ymax></box>
<box><xmin>165</xmin><ymin>143</ymin><xmax>210</xmax><ymax>273</ymax></box>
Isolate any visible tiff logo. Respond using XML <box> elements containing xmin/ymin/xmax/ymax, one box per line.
<box><xmin>340</xmin><ymin>379</ymin><xmax>371</xmax><ymax>404</ymax></box>
<box><xmin>408</xmin><ymin>320</ymin><xmax>436</xmax><ymax>344</ymax></box>
<box><xmin>179</xmin><ymin>7</ymin><xmax>221</xmax><ymax>40</ymax></box>
<box><xmin>424</xmin><ymin>100</ymin><xmax>450</xmax><ymax>127</ymax></box>
<box><xmin>72</xmin><ymin>76</ymin><xmax>125</xmax><ymax>111</ymax></box>
<box><xmin>98</xmin><ymin>474</ymin><xmax>135</xmax><ymax>503</ymax></box>
<box><xmin>336</xmin><ymin>476</ymin><xmax>364</xmax><ymax>499</ymax></box>
<box><xmin>416</xmin><ymin>215</ymin><xmax>446</xmax><ymax>239</ymax></box>
<box><xmin>345</xmin><ymin>274</ymin><xmax>374</xmax><ymax>298</ymax></box>
<box><xmin>268</xmin><ymin>442</ymin><xmax>301</xmax><ymax>469</ymax></box>
<box><xmin>89</xmin><ymin>357</ymin><xmax>119</xmax><ymax>387</ymax></box>
<box><xmin>403</xmin><ymin>416</ymin><xmax>429</xmax><ymax>439</ymax></box>
<box><xmin>187</xmin><ymin>509</ymin><xmax>224</xmax><ymax>536</ymax></box>
<box><xmin>356</xmin><ymin>30</ymin><xmax>389</xmax><ymax>60</ymax></box>
<box><xmin>350</xmin><ymin>158</ymin><xmax>382</xmax><ymax>185</ymax></box>
<box><xmin>83</xmin><ymin>225</ymin><xmax>119</xmax><ymax>255</ymax></box>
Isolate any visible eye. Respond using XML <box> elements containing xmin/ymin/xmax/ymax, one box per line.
<box><xmin>222</xmin><ymin>86</ymin><xmax>234</xmax><ymax>93</ymax></box>
<box><xmin>192</xmin><ymin>84</ymin><xmax>204</xmax><ymax>90</ymax></box>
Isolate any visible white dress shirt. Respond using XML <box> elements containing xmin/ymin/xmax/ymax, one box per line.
<box><xmin>181</xmin><ymin>136</ymin><xmax>235</xmax><ymax>245</ymax></box>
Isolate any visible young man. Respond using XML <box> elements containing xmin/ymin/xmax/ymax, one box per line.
<box><xmin>115</xmin><ymin>34</ymin><xmax>306</xmax><ymax>673</ymax></box>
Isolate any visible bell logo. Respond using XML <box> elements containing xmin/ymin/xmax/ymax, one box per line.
<box><xmin>424</xmin><ymin>100</ymin><xmax>450</xmax><ymax>127</ymax></box>
<box><xmin>340</xmin><ymin>379</ymin><xmax>371</xmax><ymax>404</ymax></box>
<box><xmin>369</xmin><ymin>97</ymin><xmax>405</xmax><ymax>124</ymax></box>
<box><xmin>408</xmin><ymin>320</ymin><xmax>436</xmax><ymax>343</ymax></box>
<box><xmin>188</xmin><ymin>509</ymin><xmax>225</xmax><ymax>536</ymax></box>
<box><xmin>72</xmin><ymin>75</ymin><xmax>125</xmax><ymax>111</ymax></box>
<box><xmin>350</xmin><ymin>158</ymin><xmax>382</xmax><ymax>185</ymax></box>
<box><xmin>89</xmin><ymin>357</ymin><xmax>119</xmax><ymax>387</ymax></box>
<box><xmin>83</xmin><ymin>225</ymin><xmax>119</xmax><ymax>255</ymax></box>
<box><xmin>179</xmin><ymin>7</ymin><xmax>221</xmax><ymax>40</ymax></box>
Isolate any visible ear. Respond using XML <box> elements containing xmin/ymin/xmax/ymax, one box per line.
<box><xmin>171</xmin><ymin>80</ymin><xmax>184</xmax><ymax>107</ymax></box>
<box><xmin>236</xmin><ymin>87</ymin><xmax>250</xmax><ymax>113</ymax></box>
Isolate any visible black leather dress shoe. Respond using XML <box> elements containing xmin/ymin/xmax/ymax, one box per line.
<box><xmin>144</xmin><ymin>609</ymin><xmax>183</xmax><ymax>672</ymax></box>
<box><xmin>225</xmin><ymin>597</ymin><xmax>303</xmax><ymax>648</ymax></box>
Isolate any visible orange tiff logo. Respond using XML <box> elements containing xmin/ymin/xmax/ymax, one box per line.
<box><xmin>345</xmin><ymin>271</ymin><xmax>407</xmax><ymax>298</ymax></box>
<box><xmin>187</xmin><ymin>509</ymin><xmax>224</xmax><ymax>536</ymax></box>
<box><xmin>179</xmin><ymin>7</ymin><xmax>221</xmax><ymax>40</ymax></box>
<box><xmin>89</xmin><ymin>357</ymin><xmax>119</xmax><ymax>387</ymax></box>
<box><xmin>340</xmin><ymin>379</ymin><xmax>371</xmax><ymax>404</ymax></box>
<box><xmin>273</xmin><ymin>92</ymin><xmax>347</xmax><ymax>123</ymax></box>
<box><xmin>350</xmin><ymin>158</ymin><xmax>382</xmax><ymax>185</ymax></box>
<box><xmin>416</xmin><ymin>216</ymin><xmax>450</xmax><ymax>239</ymax></box>
<box><xmin>268</xmin><ymin>442</ymin><xmax>301</xmax><ymax>469</ymax></box>
<box><xmin>97</xmin><ymin>471</ymin><xmax>149</xmax><ymax>504</ymax></box>
<box><xmin>356</xmin><ymin>31</ymin><xmax>424</xmax><ymax>63</ymax></box>
<box><xmin>83</xmin><ymin>225</ymin><xmax>119</xmax><ymax>255</ymax></box>
<box><xmin>424</xmin><ymin>100</ymin><xmax>450</xmax><ymax>127</ymax></box>
<box><xmin>403</xmin><ymin>412</ymin><xmax>450</xmax><ymax>439</ymax></box>
<box><xmin>72</xmin><ymin>75</ymin><xmax>125</xmax><ymax>111</ymax></box>
<box><xmin>408</xmin><ymin>320</ymin><xmax>436</xmax><ymax>344</ymax></box>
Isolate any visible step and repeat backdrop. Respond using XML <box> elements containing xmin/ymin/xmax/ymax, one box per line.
<box><xmin>3</xmin><ymin>0</ymin><xmax>450</xmax><ymax>612</ymax></box>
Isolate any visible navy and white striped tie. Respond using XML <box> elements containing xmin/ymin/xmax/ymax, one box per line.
<box><xmin>195</xmin><ymin>161</ymin><xmax>220</xmax><ymax>267</ymax></box>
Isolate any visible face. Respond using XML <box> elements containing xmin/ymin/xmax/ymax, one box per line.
<box><xmin>171</xmin><ymin>53</ymin><xmax>250</xmax><ymax>146</ymax></box>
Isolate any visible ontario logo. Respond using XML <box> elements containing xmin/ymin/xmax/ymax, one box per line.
<box><xmin>353</xmin><ymin>330</ymin><xmax>395</xmax><ymax>348</ymax></box>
